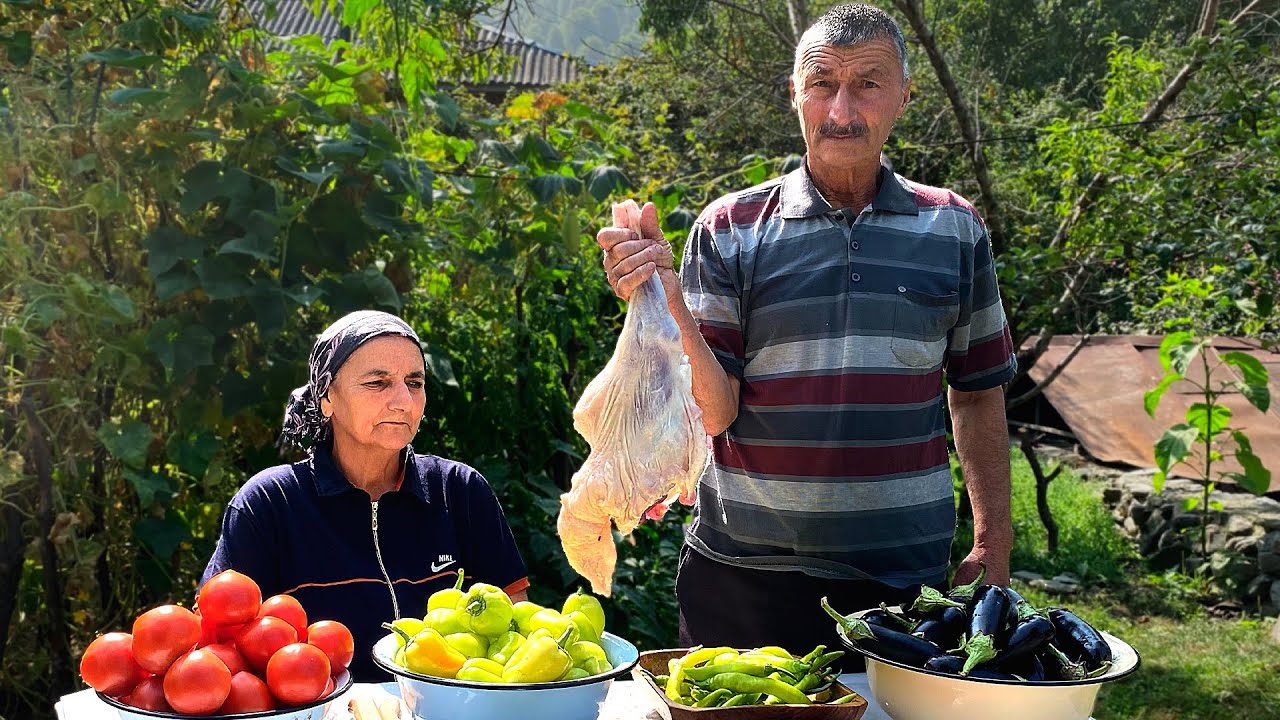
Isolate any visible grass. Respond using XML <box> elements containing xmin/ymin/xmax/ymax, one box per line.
<box><xmin>954</xmin><ymin>450</ymin><xmax>1280</xmax><ymax>719</ymax></box>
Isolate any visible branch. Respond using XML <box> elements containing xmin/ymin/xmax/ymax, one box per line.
<box><xmin>893</xmin><ymin>0</ymin><xmax>1008</xmax><ymax>256</ymax></box>
<box><xmin>1006</xmin><ymin>335</ymin><xmax>1089</xmax><ymax>411</ymax></box>
<box><xmin>1046</xmin><ymin>0</ymin><xmax>1262</xmax><ymax>250</ymax></box>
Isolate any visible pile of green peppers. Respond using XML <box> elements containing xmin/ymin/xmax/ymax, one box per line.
<box><xmin>650</xmin><ymin>644</ymin><xmax>860</xmax><ymax>708</ymax></box>
<box><xmin>385</xmin><ymin>571</ymin><xmax>617</xmax><ymax>684</ymax></box>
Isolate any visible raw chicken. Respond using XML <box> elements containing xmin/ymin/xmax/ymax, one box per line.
<box><xmin>557</xmin><ymin>200</ymin><xmax>710</xmax><ymax>596</ymax></box>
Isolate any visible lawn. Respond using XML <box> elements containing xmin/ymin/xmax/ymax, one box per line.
<box><xmin>970</xmin><ymin>452</ymin><xmax>1280</xmax><ymax>720</ymax></box>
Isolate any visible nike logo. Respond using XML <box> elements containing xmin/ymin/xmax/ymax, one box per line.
<box><xmin>431</xmin><ymin>560</ymin><xmax>456</xmax><ymax>573</ymax></box>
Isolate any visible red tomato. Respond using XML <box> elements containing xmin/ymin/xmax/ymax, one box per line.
<box><xmin>306</xmin><ymin>620</ymin><xmax>355</xmax><ymax>670</ymax></box>
<box><xmin>79</xmin><ymin>632</ymin><xmax>142</xmax><ymax>696</ymax></box>
<box><xmin>257</xmin><ymin>594</ymin><xmax>308</xmax><ymax>641</ymax></box>
<box><xmin>265</xmin><ymin>643</ymin><xmax>331</xmax><ymax>707</ymax></box>
<box><xmin>198</xmin><ymin>570</ymin><xmax>262</xmax><ymax>626</ymax></box>
<box><xmin>132</xmin><ymin>605</ymin><xmax>201</xmax><ymax>674</ymax></box>
<box><xmin>162</xmin><ymin>648</ymin><xmax>231</xmax><ymax>715</ymax></box>
<box><xmin>235</xmin><ymin>615</ymin><xmax>298</xmax><ymax>672</ymax></box>
<box><xmin>215</xmin><ymin>620</ymin><xmax>248</xmax><ymax>644</ymax></box>
<box><xmin>202</xmin><ymin>642</ymin><xmax>248</xmax><ymax>676</ymax></box>
<box><xmin>324</xmin><ymin>675</ymin><xmax>335</xmax><ymax>696</ymax></box>
<box><xmin>197</xmin><ymin>611</ymin><xmax>219</xmax><ymax>648</ymax></box>
<box><xmin>122</xmin><ymin>675</ymin><xmax>170</xmax><ymax>712</ymax></box>
<box><xmin>218</xmin><ymin>671</ymin><xmax>276</xmax><ymax>714</ymax></box>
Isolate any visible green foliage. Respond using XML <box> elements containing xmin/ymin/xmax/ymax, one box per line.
<box><xmin>1145</xmin><ymin>322</ymin><xmax>1273</xmax><ymax>557</ymax></box>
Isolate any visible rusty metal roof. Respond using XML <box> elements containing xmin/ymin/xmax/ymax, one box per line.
<box><xmin>241</xmin><ymin>1</ymin><xmax>581</xmax><ymax>90</ymax></box>
<box><xmin>1024</xmin><ymin>336</ymin><xmax>1280</xmax><ymax>492</ymax></box>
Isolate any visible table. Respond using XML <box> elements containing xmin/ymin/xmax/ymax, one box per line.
<box><xmin>56</xmin><ymin>674</ymin><xmax>892</xmax><ymax>720</ymax></box>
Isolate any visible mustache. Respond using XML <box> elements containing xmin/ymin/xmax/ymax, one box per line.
<box><xmin>818</xmin><ymin>121</ymin><xmax>869</xmax><ymax>138</ymax></box>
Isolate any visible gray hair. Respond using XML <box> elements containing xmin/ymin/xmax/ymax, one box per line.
<box><xmin>794</xmin><ymin>4</ymin><xmax>909</xmax><ymax>84</ymax></box>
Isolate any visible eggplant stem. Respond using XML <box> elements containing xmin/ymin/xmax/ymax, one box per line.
<box><xmin>820</xmin><ymin>597</ymin><xmax>875</xmax><ymax>642</ymax></box>
<box><xmin>959</xmin><ymin>632</ymin><xmax>997</xmax><ymax>675</ymax></box>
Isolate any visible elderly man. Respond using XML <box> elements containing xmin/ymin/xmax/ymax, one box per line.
<box><xmin>597</xmin><ymin>4</ymin><xmax>1015</xmax><ymax>657</ymax></box>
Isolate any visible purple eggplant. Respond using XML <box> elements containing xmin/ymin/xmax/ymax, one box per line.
<box><xmin>1000</xmin><ymin>654</ymin><xmax>1046</xmax><ymax>682</ymax></box>
<box><xmin>958</xmin><ymin>585</ymin><xmax>1010</xmax><ymax>675</ymax></box>
<box><xmin>822</xmin><ymin>597</ymin><xmax>947</xmax><ymax>667</ymax></box>
<box><xmin>912</xmin><ymin>605</ymin><xmax>967</xmax><ymax>650</ymax></box>
<box><xmin>923</xmin><ymin>654</ymin><xmax>966</xmax><ymax>674</ymax></box>
<box><xmin>997</xmin><ymin>602</ymin><xmax>1055</xmax><ymax>666</ymax></box>
<box><xmin>1040</xmin><ymin>643</ymin><xmax>1110</xmax><ymax>681</ymax></box>
<box><xmin>1048</xmin><ymin>608</ymin><xmax>1113</xmax><ymax>671</ymax></box>
<box><xmin>864</xmin><ymin>604</ymin><xmax>915</xmax><ymax>632</ymax></box>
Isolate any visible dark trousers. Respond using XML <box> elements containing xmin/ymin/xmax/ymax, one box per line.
<box><xmin>676</xmin><ymin>546</ymin><xmax>919</xmax><ymax>672</ymax></box>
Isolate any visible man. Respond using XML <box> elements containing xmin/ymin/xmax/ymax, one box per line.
<box><xmin>597</xmin><ymin>4</ymin><xmax>1015</xmax><ymax>658</ymax></box>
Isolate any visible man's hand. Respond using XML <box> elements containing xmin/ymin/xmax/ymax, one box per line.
<box><xmin>952</xmin><ymin>547</ymin><xmax>1010</xmax><ymax>588</ymax></box>
<box><xmin>596</xmin><ymin>201</ymin><xmax>682</xmax><ymax>305</ymax></box>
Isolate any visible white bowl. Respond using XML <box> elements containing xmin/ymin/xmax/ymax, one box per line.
<box><xmin>839</xmin><ymin>623</ymin><xmax>1139</xmax><ymax>720</ymax></box>
<box><xmin>371</xmin><ymin>631</ymin><xmax>640</xmax><ymax>720</ymax></box>
<box><xmin>98</xmin><ymin>670</ymin><xmax>353</xmax><ymax>720</ymax></box>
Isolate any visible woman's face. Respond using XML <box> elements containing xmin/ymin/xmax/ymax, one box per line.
<box><xmin>321</xmin><ymin>335</ymin><xmax>427</xmax><ymax>453</ymax></box>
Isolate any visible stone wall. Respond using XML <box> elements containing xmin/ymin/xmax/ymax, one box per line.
<box><xmin>1101</xmin><ymin>469</ymin><xmax>1280</xmax><ymax>616</ymax></box>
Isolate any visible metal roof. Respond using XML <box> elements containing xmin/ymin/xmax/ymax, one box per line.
<box><xmin>1024</xmin><ymin>335</ymin><xmax>1280</xmax><ymax>493</ymax></box>
<box><xmin>241</xmin><ymin>0</ymin><xmax>580</xmax><ymax>89</ymax></box>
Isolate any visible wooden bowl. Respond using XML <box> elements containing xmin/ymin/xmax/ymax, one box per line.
<box><xmin>632</xmin><ymin>649</ymin><xmax>868</xmax><ymax>720</ymax></box>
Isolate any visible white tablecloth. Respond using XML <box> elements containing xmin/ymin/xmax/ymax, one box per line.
<box><xmin>56</xmin><ymin>674</ymin><xmax>892</xmax><ymax>720</ymax></box>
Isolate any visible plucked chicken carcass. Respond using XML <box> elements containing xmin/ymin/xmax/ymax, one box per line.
<box><xmin>557</xmin><ymin>200</ymin><xmax>710</xmax><ymax>596</ymax></box>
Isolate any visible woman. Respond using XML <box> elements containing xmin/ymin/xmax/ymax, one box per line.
<box><xmin>201</xmin><ymin>311</ymin><xmax>528</xmax><ymax>681</ymax></box>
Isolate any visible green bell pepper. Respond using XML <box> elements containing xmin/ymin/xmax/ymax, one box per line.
<box><xmin>567</xmin><ymin>640</ymin><xmax>611</xmax><ymax>675</ymax></box>
<box><xmin>511</xmin><ymin>601</ymin><xmax>544</xmax><ymax>635</ymax></box>
<box><xmin>456</xmin><ymin>583</ymin><xmax>514</xmax><ymax>637</ymax></box>
<box><xmin>426</xmin><ymin>568</ymin><xmax>467</xmax><ymax>612</ymax></box>
<box><xmin>561</xmin><ymin>588</ymin><xmax>606</xmax><ymax>637</ymax></box>
<box><xmin>456</xmin><ymin>657</ymin><xmax>506</xmax><ymax>683</ymax></box>
<box><xmin>443</xmin><ymin>631</ymin><xmax>489</xmax><ymax>659</ymax></box>
<box><xmin>424</xmin><ymin>607</ymin><xmax>466</xmax><ymax>636</ymax></box>
<box><xmin>526</xmin><ymin>608</ymin><xmax>580</xmax><ymax>645</ymax></box>
<box><xmin>564</xmin><ymin>610</ymin><xmax>601</xmax><ymax>644</ymax></box>
<box><xmin>501</xmin><ymin>627</ymin><xmax>574</xmax><ymax>683</ymax></box>
<box><xmin>486</xmin><ymin>630</ymin><xmax>526</xmax><ymax>665</ymax></box>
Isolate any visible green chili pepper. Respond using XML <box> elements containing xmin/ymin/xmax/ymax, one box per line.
<box><xmin>561</xmin><ymin>588</ymin><xmax>606</xmax><ymax>637</ymax></box>
<box><xmin>456</xmin><ymin>657</ymin><xmax>505</xmax><ymax>683</ymax></box>
<box><xmin>501</xmin><ymin>627</ymin><xmax>574</xmax><ymax>683</ymax></box>
<box><xmin>683</xmin><ymin>658</ymin><xmax>807</xmax><ymax>682</ymax></box>
<box><xmin>694</xmin><ymin>689</ymin><xmax>733</xmax><ymax>707</ymax></box>
<box><xmin>752</xmin><ymin>646</ymin><xmax>794</xmax><ymax>659</ymax></box>
<box><xmin>426</xmin><ymin>568</ymin><xmax>467</xmax><ymax>612</ymax></box>
<box><xmin>722</xmin><ymin>692</ymin><xmax>761</xmax><ymax>706</ymax></box>
<box><xmin>562</xmin><ymin>667</ymin><xmax>590</xmax><ymax>681</ymax></box>
<box><xmin>653</xmin><ymin>674</ymin><xmax>669</xmax><ymax>688</ymax></box>
<box><xmin>701</xmin><ymin>672</ymin><xmax>810</xmax><ymax>705</ymax></box>
<box><xmin>712</xmin><ymin>651</ymin><xmax>739</xmax><ymax>664</ymax></box>
<box><xmin>486</xmin><ymin>630</ymin><xmax>526</xmax><ymax>665</ymax></box>
<box><xmin>443</xmin><ymin>631</ymin><xmax>488</xmax><ymax>659</ymax></box>
<box><xmin>456</xmin><ymin>583</ymin><xmax>515</xmax><ymax>637</ymax></box>
<box><xmin>829</xmin><ymin>692</ymin><xmax>862</xmax><ymax>705</ymax></box>
<box><xmin>800</xmin><ymin>645</ymin><xmax>827</xmax><ymax>664</ymax></box>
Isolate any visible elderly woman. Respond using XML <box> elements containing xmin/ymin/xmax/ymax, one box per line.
<box><xmin>201</xmin><ymin>311</ymin><xmax>528</xmax><ymax>681</ymax></box>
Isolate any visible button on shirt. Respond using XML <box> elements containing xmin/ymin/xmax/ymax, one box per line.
<box><xmin>201</xmin><ymin>444</ymin><xmax>528</xmax><ymax>681</ymax></box>
<box><xmin>680</xmin><ymin>161</ymin><xmax>1016</xmax><ymax>588</ymax></box>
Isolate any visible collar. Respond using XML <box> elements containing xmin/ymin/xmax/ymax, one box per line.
<box><xmin>780</xmin><ymin>159</ymin><xmax>919</xmax><ymax>218</ymax></box>
<box><xmin>308</xmin><ymin>443</ymin><xmax>428</xmax><ymax>503</ymax></box>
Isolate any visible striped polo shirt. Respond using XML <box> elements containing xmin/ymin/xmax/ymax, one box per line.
<box><xmin>680</xmin><ymin>161</ymin><xmax>1015</xmax><ymax>588</ymax></box>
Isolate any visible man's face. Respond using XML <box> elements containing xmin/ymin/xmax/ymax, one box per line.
<box><xmin>791</xmin><ymin>38</ymin><xmax>910</xmax><ymax>177</ymax></box>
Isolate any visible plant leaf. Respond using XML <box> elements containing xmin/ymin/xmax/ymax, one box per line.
<box><xmin>1221</xmin><ymin>351</ymin><xmax>1270</xmax><ymax>413</ymax></box>
<box><xmin>1182</xmin><ymin>496</ymin><xmax>1200</xmax><ymax>512</ymax></box>
<box><xmin>1186</xmin><ymin>403</ymin><xmax>1231</xmax><ymax>440</ymax></box>
<box><xmin>97</xmin><ymin>420</ymin><xmax>153</xmax><ymax>469</ymax></box>
<box><xmin>1153</xmin><ymin>423</ymin><xmax>1198</xmax><ymax>480</ymax></box>
<box><xmin>1232</xmin><ymin>430</ymin><xmax>1272</xmax><ymax>495</ymax></box>
<box><xmin>1144</xmin><ymin>373</ymin><xmax>1179</xmax><ymax>417</ymax></box>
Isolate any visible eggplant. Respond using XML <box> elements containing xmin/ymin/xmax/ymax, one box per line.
<box><xmin>997</xmin><ymin>603</ymin><xmax>1055</xmax><ymax>666</ymax></box>
<box><xmin>1048</xmin><ymin>608</ymin><xmax>1113</xmax><ymax>671</ymax></box>
<box><xmin>957</xmin><ymin>585</ymin><xmax>1010</xmax><ymax>675</ymax></box>
<box><xmin>1000</xmin><ymin>654</ymin><xmax>1045</xmax><ymax>682</ymax></box>
<box><xmin>863</xmin><ymin>606</ymin><xmax>914</xmax><ymax>632</ymax></box>
<box><xmin>822</xmin><ymin>597</ymin><xmax>947</xmax><ymax>667</ymax></box>
<box><xmin>966</xmin><ymin>668</ymin><xmax>1018</xmax><ymax>681</ymax></box>
<box><xmin>923</xmin><ymin>654</ymin><xmax>966</xmax><ymax>674</ymax></box>
<box><xmin>1040</xmin><ymin>643</ymin><xmax>1110</xmax><ymax>681</ymax></box>
<box><xmin>907</xmin><ymin>585</ymin><xmax>966</xmax><ymax>616</ymax></box>
<box><xmin>912</xmin><ymin>605</ymin><xmax>966</xmax><ymax>650</ymax></box>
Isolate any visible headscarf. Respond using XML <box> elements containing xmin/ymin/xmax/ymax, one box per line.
<box><xmin>278</xmin><ymin>310</ymin><xmax>424</xmax><ymax>452</ymax></box>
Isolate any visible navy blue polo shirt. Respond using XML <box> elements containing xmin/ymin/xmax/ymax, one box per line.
<box><xmin>201</xmin><ymin>444</ymin><xmax>528</xmax><ymax>681</ymax></box>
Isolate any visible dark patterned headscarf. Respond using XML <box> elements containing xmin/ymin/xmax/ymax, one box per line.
<box><xmin>278</xmin><ymin>311</ymin><xmax>424</xmax><ymax>452</ymax></box>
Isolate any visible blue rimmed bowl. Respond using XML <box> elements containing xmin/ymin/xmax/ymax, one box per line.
<box><xmin>372</xmin><ymin>631</ymin><xmax>640</xmax><ymax>720</ymax></box>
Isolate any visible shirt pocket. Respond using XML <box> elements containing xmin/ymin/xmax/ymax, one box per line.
<box><xmin>890</xmin><ymin>287</ymin><xmax>960</xmax><ymax>368</ymax></box>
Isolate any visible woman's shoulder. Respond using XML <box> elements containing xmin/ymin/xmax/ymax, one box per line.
<box><xmin>230</xmin><ymin>460</ymin><xmax>312</xmax><ymax>506</ymax></box>
<box><xmin>411</xmin><ymin>452</ymin><xmax>485</xmax><ymax>485</ymax></box>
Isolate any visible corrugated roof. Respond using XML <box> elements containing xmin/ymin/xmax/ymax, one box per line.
<box><xmin>1025</xmin><ymin>335</ymin><xmax>1280</xmax><ymax>492</ymax></box>
<box><xmin>237</xmin><ymin>0</ymin><xmax>580</xmax><ymax>89</ymax></box>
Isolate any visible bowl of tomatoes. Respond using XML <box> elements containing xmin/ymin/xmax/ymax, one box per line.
<box><xmin>80</xmin><ymin>570</ymin><xmax>355</xmax><ymax>719</ymax></box>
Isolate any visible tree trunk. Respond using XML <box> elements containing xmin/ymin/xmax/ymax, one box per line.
<box><xmin>784</xmin><ymin>0</ymin><xmax>810</xmax><ymax>44</ymax></box>
<box><xmin>0</xmin><ymin>391</ymin><xmax>30</xmax><ymax>670</ymax></box>
<box><xmin>892</xmin><ymin>0</ymin><xmax>1008</xmax><ymax>257</ymax></box>
<box><xmin>1019</xmin><ymin>436</ymin><xmax>1060</xmax><ymax>555</ymax></box>
<box><xmin>22</xmin><ymin>392</ymin><xmax>73</xmax><ymax>701</ymax></box>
